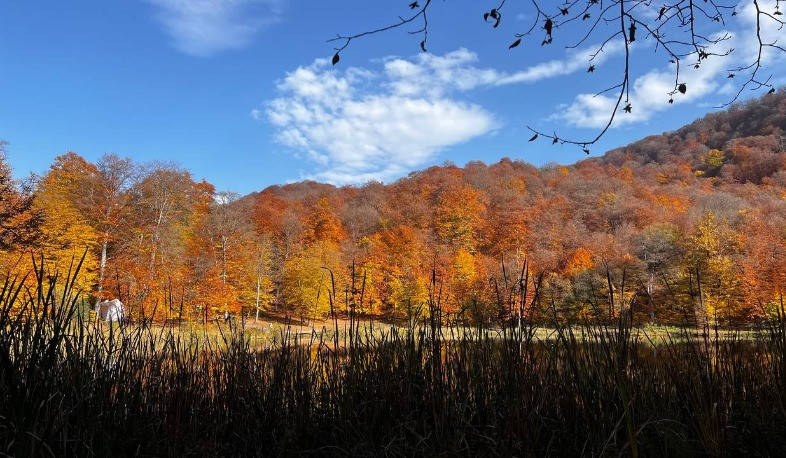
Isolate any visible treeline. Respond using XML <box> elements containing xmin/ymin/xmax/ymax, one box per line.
<box><xmin>2</xmin><ymin>92</ymin><xmax>786</xmax><ymax>325</ymax></box>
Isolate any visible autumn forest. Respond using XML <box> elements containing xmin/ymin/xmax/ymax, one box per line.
<box><xmin>3</xmin><ymin>92</ymin><xmax>786</xmax><ymax>327</ymax></box>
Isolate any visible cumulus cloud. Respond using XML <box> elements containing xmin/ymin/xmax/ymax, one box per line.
<box><xmin>145</xmin><ymin>0</ymin><xmax>281</xmax><ymax>56</ymax></box>
<box><xmin>556</xmin><ymin>0</ymin><xmax>786</xmax><ymax>129</ymax></box>
<box><xmin>259</xmin><ymin>46</ymin><xmax>623</xmax><ymax>184</ymax></box>
<box><xmin>263</xmin><ymin>57</ymin><xmax>496</xmax><ymax>184</ymax></box>
<box><xmin>559</xmin><ymin>55</ymin><xmax>727</xmax><ymax>128</ymax></box>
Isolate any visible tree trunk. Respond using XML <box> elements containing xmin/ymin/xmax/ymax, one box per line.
<box><xmin>98</xmin><ymin>239</ymin><xmax>108</xmax><ymax>295</ymax></box>
<box><xmin>255</xmin><ymin>273</ymin><xmax>261</xmax><ymax>322</ymax></box>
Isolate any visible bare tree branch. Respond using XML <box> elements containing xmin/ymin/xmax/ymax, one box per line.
<box><xmin>331</xmin><ymin>0</ymin><xmax>786</xmax><ymax>154</ymax></box>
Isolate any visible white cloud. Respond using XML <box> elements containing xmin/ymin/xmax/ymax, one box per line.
<box><xmin>263</xmin><ymin>58</ymin><xmax>496</xmax><ymax>184</ymax></box>
<box><xmin>381</xmin><ymin>44</ymin><xmax>624</xmax><ymax>97</ymax></box>
<box><xmin>145</xmin><ymin>0</ymin><xmax>280</xmax><ymax>56</ymax></box>
<box><xmin>257</xmin><ymin>46</ymin><xmax>629</xmax><ymax>184</ymax></box>
<box><xmin>556</xmin><ymin>0</ymin><xmax>786</xmax><ymax>129</ymax></box>
<box><xmin>733</xmin><ymin>0</ymin><xmax>786</xmax><ymax>75</ymax></box>
<box><xmin>559</xmin><ymin>55</ymin><xmax>727</xmax><ymax>128</ymax></box>
<box><xmin>495</xmin><ymin>41</ymin><xmax>625</xmax><ymax>85</ymax></box>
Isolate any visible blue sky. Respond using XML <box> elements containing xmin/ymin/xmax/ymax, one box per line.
<box><xmin>2</xmin><ymin>1</ymin><xmax>784</xmax><ymax>194</ymax></box>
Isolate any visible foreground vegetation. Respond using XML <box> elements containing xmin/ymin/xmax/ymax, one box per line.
<box><xmin>2</xmin><ymin>268</ymin><xmax>786</xmax><ymax>456</ymax></box>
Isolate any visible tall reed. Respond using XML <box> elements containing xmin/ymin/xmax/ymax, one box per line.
<box><xmin>0</xmin><ymin>263</ymin><xmax>784</xmax><ymax>456</ymax></box>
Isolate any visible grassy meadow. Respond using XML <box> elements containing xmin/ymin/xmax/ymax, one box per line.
<box><xmin>1</xmin><ymin>267</ymin><xmax>786</xmax><ymax>456</ymax></box>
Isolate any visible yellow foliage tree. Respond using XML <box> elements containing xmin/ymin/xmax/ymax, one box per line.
<box><xmin>688</xmin><ymin>211</ymin><xmax>743</xmax><ymax>323</ymax></box>
<box><xmin>34</xmin><ymin>153</ymin><xmax>99</xmax><ymax>294</ymax></box>
<box><xmin>434</xmin><ymin>184</ymin><xmax>486</xmax><ymax>252</ymax></box>
<box><xmin>445</xmin><ymin>247</ymin><xmax>495</xmax><ymax>322</ymax></box>
<box><xmin>281</xmin><ymin>241</ymin><xmax>343</xmax><ymax>321</ymax></box>
<box><xmin>362</xmin><ymin>226</ymin><xmax>429</xmax><ymax>318</ymax></box>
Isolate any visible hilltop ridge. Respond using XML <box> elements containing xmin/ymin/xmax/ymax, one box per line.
<box><xmin>240</xmin><ymin>91</ymin><xmax>785</xmax><ymax>323</ymax></box>
<box><xmin>249</xmin><ymin>90</ymin><xmax>786</xmax><ymax>202</ymax></box>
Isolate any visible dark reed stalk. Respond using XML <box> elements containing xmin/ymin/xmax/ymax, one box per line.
<box><xmin>0</xmin><ymin>259</ymin><xmax>784</xmax><ymax>456</ymax></box>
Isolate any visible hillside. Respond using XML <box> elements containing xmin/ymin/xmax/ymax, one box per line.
<box><xmin>599</xmin><ymin>93</ymin><xmax>786</xmax><ymax>183</ymax></box>
<box><xmin>2</xmin><ymin>92</ymin><xmax>785</xmax><ymax>325</ymax></box>
<box><xmin>245</xmin><ymin>91</ymin><xmax>786</xmax><ymax>324</ymax></box>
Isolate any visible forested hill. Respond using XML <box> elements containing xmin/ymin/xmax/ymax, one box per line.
<box><xmin>1</xmin><ymin>92</ymin><xmax>784</xmax><ymax>325</ymax></box>
<box><xmin>254</xmin><ymin>90</ymin><xmax>786</xmax><ymax>203</ymax></box>
<box><xmin>245</xmin><ymin>91</ymin><xmax>786</xmax><ymax>323</ymax></box>
<box><xmin>598</xmin><ymin>93</ymin><xmax>786</xmax><ymax>183</ymax></box>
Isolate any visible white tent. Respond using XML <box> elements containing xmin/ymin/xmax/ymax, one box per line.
<box><xmin>96</xmin><ymin>299</ymin><xmax>125</xmax><ymax>322</ymax></box>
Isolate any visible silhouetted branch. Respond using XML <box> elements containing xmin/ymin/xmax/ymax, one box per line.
<box><xmin>331</xmin><ymin>0</ymin><xmax>786</xmax><ymax>153</ymax></box>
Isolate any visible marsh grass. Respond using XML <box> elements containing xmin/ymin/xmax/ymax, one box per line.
<box><xmin>1</xmin><ymin>263</ymin><xmax>785</xmax><ymax>456</ymax></box>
